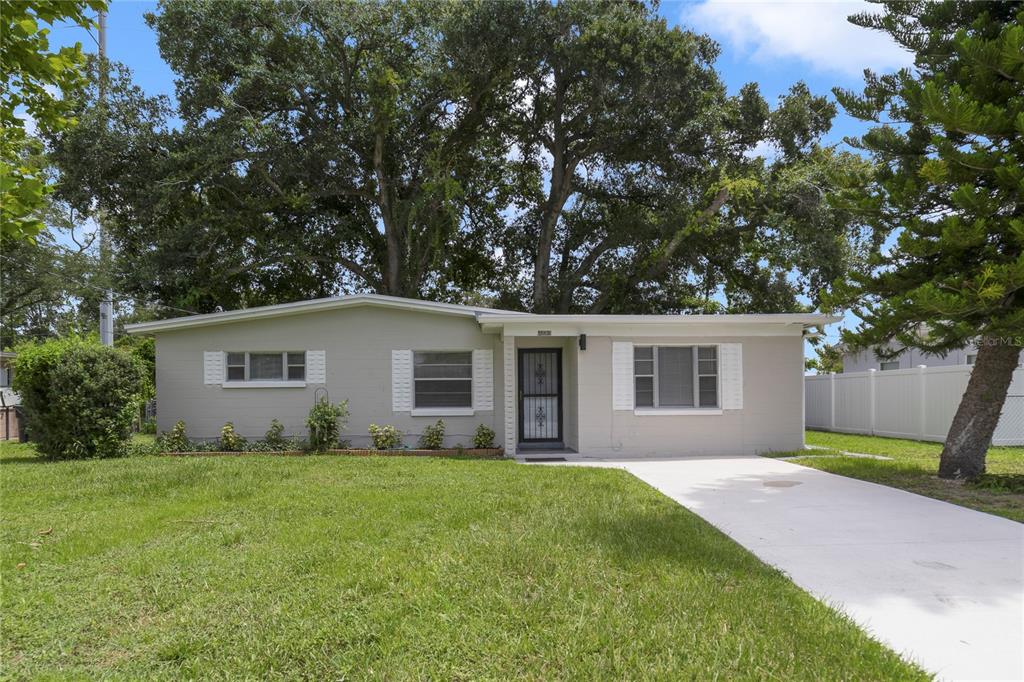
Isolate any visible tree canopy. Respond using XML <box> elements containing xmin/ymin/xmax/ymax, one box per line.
<box><xmin>45</xmin><ymin>0</ymin><xmax>872</xmax><ymax>318</ymax></box>
<box><xmin>1</xmin><ymin>0</ymin><xmax>105</xmax><ymax>242</ymax></box>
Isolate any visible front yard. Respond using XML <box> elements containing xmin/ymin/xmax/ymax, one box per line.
<box><xmin>1</xmin><ymin>442</ymin><xmax>924</xmax><ymax>679</ymax></box>
<box><xmin>782</xmin><ymin>431</ymin><xmax>1024</xmax><ymax>522</ymax></box>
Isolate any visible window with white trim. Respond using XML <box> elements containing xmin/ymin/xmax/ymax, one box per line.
<box><xmin>965</xmin><ymin>354</ymin><xmax>977</xmax><ymax>366</ymax></box>
<box><xmin>225</xmin><ymin>352</ymin><xmax>306</xmax><ymax>381</ymax></box>
<box><xmin>413</xmin><ymin>351</ymin><xmax>472</xmax><ymax>408</ymax></box>
<box><xmin>880</xmin><ymin>360</ymin><xmax>900</xmax><ymax>371</ymax></box>
<box><xmin>634</xmin><ymin>346</ymin><xmax>718</xmax><ymax>408</ymax></box>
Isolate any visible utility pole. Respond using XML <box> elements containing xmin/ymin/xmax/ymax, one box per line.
<box><xmin>98</xmin><ymin>8</ymin><xmax>113</xmax><ymax>346</ymax></box>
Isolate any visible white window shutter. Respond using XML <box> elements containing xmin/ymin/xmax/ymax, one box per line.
<box><xmin>612</xmin><ymin>341</ymin><xmax>634</xmax><ymax>411</ymax></box>
<box><xmin>306</xmin><ymin>350</ymin><xmax>326</xmax><ymax>384</ymax></box>
<box><xmin>720</xmin><ymin>343</ymin><xmax>743</xmax><ymax>410</ymax></box>
<box><xmin>203</xmin><ymin>351</ymin><xmax>223</xmax><ymax>384</ymax></box>
<box><xmin>391</xmin><ymin>350</ymin><xmax>413</xmax><ymax>412</ymax></box>
<box><xmin>472</xmin><ymin>349</ymin><xmax>493</xmax><ymax>411</ymax></box>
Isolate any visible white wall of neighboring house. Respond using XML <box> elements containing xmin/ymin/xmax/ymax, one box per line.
<box><xmin>844</xmin><ymin>342</ymin><xmax>1003</xmax><ymax>373</ymax></box>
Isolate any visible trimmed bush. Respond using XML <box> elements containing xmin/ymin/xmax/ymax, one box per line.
<box><xmin>474</xmin><ymin>424</ymin><xmax>496</xmax><ymax>449</ymax></box>
<box><xmin>419</xmin><ymin>419</ymin><xmax>445</xmax><ymax>449</ymax></box>
<box><xmin>218</xmin><ymin>422</ymin><xmax>246</xmax><ymax>451</ymax></box>
<box><xmin>368</xmin><ymin>423</ymin><xmax>403</xmax><ymax>450</ymax></box>
<box><xmin>307</xmin><ymin>398</ymin><xmax>349</xmax><ymax>452</ymax></box>
<box><xmin>12</xmin><ymin>336</ymin><xmax>145</xmax><ymax>459</ymax></box>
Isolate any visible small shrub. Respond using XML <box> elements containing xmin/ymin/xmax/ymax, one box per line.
<box><xmin>474</xmin><ymin>424</ymin><xmax>496</xmax><ymax>449</ymax></box>
<box><xmin>264</xmin><ymin>419</ymin><xmax>287</xmax><ymax>448</ymax></box>
<box><xmin>369</xmin><ymin>423</ymin><xmax>403</xmax><ymax>450</ymax></box>
<box><xmin>419</xmin><ymin>419</ymin><xmax>445</xmax><ymax>449</ymax></box>
<box><xmin>159</xmin><ymin>420</ymin><xmax>191</xmax><ymax>452</ymax></box>
<box><xmin>218</xmin><ymin>422</ymin><xmax>246</xmax><ymax>451</ymax></box>
<box><xmin>12</xmin><ymin>336</ymin><xmax>146</xmax><ymax>459</ymax></box>
<box><xmin>307</xmin><ymin>398</ymin><xmax>349</xmax><ymax>452</ymax></box>
<box><xmin>140</xmin><ymin>417</ymin><xmax>157</xmax><ymax>435</ymax></box>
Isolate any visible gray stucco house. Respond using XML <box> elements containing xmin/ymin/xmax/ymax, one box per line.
<box><xmin>842</xmin><ymin>341</ymin><xmax>1023</xmax><ymax>373</ymax></box>
<box><xmin>126</xmin><ymin>294</ymin><xmax>835</xmax><ymax>457</ymax></box>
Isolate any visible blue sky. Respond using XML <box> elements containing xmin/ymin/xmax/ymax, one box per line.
<box><xmin>44</xmin><ymin>0</ymin><xmax>914</xmax><ymax>359</ymax></box>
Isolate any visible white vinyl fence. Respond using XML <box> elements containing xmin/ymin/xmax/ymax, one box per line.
<box><xmin>805</xmin><ymin>365</ymin><xmax>1024</xmax><ymax>446</ymax></box>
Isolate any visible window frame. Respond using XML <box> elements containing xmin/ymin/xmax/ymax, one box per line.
<box><xmin>412</xmin><ymin>350</ymin><xmax>474</xmax><ymax>415</ymax></box>
<box><xmin>633</xmin><ymin>344</ymin><xmax>721</xmax><ymax>415</ymax></box>
<box><xmin>879</xmin><ymin>360</ymin><xmax>900</xmax><ymax>371</ymax></box>
<box><xmin>222</xmin><ymin>351</ymin><xmax>306</xmax><ymax>387</ymax></box>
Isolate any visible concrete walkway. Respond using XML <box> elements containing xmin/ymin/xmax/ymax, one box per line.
<box><xmin>561</xmin><ymin>455</ymin><xmax>1024</xmax><ymax>681</ymax></box>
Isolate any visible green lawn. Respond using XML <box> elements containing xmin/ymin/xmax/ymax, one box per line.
<box><xmin>778</xmin><ymin>431</ymin><xmax>1024</xmax><ymax>522</ymax></box>
<box><xmin>1</xmin><ymin>442</ymin><xmax>925</xmax><ymax>680</ymax></box>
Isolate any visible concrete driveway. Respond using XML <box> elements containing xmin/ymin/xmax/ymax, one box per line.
<box><xmin>558</xmin><ymin>455</ymin><xmax>1024</xmax><ymax>681</ymax></box>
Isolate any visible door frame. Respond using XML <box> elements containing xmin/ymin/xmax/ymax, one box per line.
<box><xmin>518</xmin><ymin>348</ymin><xmax>563</xmax><ymax>444</ymax></box>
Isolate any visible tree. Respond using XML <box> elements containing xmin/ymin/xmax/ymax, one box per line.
<box><xmin>144</xmin><ymin>0</ymin><xmax>520</xmax><ymax>304</ymax></box>
<box><xmin>1</xmin><ymin>0</ymin><xmax>105</xmax><ymax>241</ymax></box>
<box><xmin>833</xmin><ymin>1</ymin><xmax>1023</xmax><ymax>480</ymax></box>
<box><xmin>51</xmin><ymin>0</ymin><xmax>870</xmax><ymax>317</ymax></box>
<box><xmin>0</xmin><ymin>192</ymin><xmax>100</xmax><ymax>348</ymax></box>
<box><xmin>805</xmin><ymin>341</ymin><xmax>844</xmax><ymax>374</ymax></box>
<box><xmin>499</xmin><ymin>1</ymin><xmax>872</xmax><ymax>314</ymax></box>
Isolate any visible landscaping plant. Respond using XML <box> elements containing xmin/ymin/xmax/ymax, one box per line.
<box><xmin>218</xmin><ymin>422</ymin><xmax>246</xmax><ymax>452</ymax></box>
<box><xmin>306</xmin><ymin>398</ymin><xmax>348</xmax><ymax>452</ymax></box>
<box><xmin>264</xmin><ymin>419</ymin><xmax>287</xmax><ymax>448</ymax></box>
<box><xmin>418</xmin><ymin>419</ymin><xmax>445</xmax><ymax>450</ymax></box>
<box><xmin>12</xmin><ymin>336</ymin><xmax>145</xmax><ymax>459</ymax></box>
<box><xmin>473</xmin><ymin>424</ymin><xmax>496</xmax><ymax>449</ymax></box>
<box><xmin>159</xmin><ymin>419</ymin><xmax>190</xmax><ymax>452</ymax></box>
<box><xmin>368</xmin><ymin>424</ymin><xmax>403</xmax><ymax>450</ymax></box>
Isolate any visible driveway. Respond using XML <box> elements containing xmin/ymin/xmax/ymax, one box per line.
<box><xmin>558</xmin><ymin>455</ymin><xmax>1024</xmax><ymax>681</ymax></box>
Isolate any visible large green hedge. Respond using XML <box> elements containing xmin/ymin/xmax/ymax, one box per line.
<box><xmin>12</xmin><ymin>336</ymin><xmax>145</xmax><ymax>459</ymax></box>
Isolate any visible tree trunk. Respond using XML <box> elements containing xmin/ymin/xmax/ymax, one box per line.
<box><xmin>938</xmin><ymin>340</ymin><xmax>1021</xmax><ymax>480</ymax></box>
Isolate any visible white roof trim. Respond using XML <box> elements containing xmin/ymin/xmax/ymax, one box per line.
<box><xmin>125</xmin><ymin>293</ymin><xmax>525</xmax><ymax>334</ymax></box>
<box><xmin>477</xmin><ymin>312</ymin><xmax>839</xmax><ymax>330</ymax></box>
<box><xmin>126</xmin><ymin>293</ymin><xmax>839</xmax><ymax>335</ymax></box>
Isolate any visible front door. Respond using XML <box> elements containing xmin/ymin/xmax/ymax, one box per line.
<box><xmin>518</xmin><ymin>348</ymin><xmax>562</xmax><ymax>443</ymax></box>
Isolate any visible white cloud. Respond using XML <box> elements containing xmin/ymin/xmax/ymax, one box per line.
<box><xmin>683</xmin><ymin>0</ymin><xmax>914</xmax><ymax>78</ymax></box>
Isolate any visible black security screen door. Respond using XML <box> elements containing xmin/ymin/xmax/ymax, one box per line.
<box><xmin>519</xmin><ymin>349</ymin><xmax>562</xmax><ymax>443</ymax></box>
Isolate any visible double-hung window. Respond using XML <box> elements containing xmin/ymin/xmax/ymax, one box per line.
<box><xmin>225</xmin><ymin>352</ymin><xmax>306</xmax><ymax>382</ymax></box>
<box><xmin>634</xmin><ymin>345</ymin><xmax>718</xmax><ymax>408</ymax></box>
<box><xmin>413</xmin><ymin>351</ymin><xmax>472</xmax><ymax>408</ymax></box>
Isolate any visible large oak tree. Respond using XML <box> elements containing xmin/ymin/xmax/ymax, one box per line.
<box><xmin>48</xmin><ymin>0</ymin><xmax>871</xmax><ymax>318</ymax></box>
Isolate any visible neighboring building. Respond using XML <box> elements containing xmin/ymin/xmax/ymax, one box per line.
<box><xmin>842</xmin><ymin>341</ymin><xmax>1023</xmax><ymax>373</ymax></box>
<box><xmin>0</xmin><ymin>352</ymin><xmax>21</xmax><ymax>441</ymax></box>
<box><xmin>126</xmin><ymin>294</ymin><xmax>835</xmax><ymax>458</ymax></box>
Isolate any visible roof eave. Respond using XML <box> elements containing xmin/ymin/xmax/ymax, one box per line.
<box><xmin>126</xmin><ymin>294</ymin><xmax>515</xmax><ymax>334</ymax></box>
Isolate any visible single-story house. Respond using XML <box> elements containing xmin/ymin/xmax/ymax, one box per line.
<box><xmin>126</xmin><ymin>294</ymin><xmax>836</xmax><ymax>457</ymax></box>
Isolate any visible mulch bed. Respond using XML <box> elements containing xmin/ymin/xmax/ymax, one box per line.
<box><xmin>160</xmin><ymin>448</ymin><xmax>505</xmax><ymax>459</ymax></box>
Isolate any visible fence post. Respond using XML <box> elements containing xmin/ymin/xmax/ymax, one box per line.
<box><xmin>868</xmin><ymin>368</ymin><xmax>877</xmax><ymax>436</ymax></box>
<box><xmin>917</xmin><ymin>365</ymin><xmax>927</xmax><ymax>440</ymax></box>
<box><xmin>829</xmin><ymin>372</ymin><xmax>836</xmax><ymax>431</ymax></box>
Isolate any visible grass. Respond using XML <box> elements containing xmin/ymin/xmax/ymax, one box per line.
<box><xmin>1</xmin><ymin>441</ymin><xmax>926</xmax><ymax>680</ymax></box>
<box><xmin>774</xmin><ymin>431</ymin><xmax>1024</xmax><ymax>522</ymax></box>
